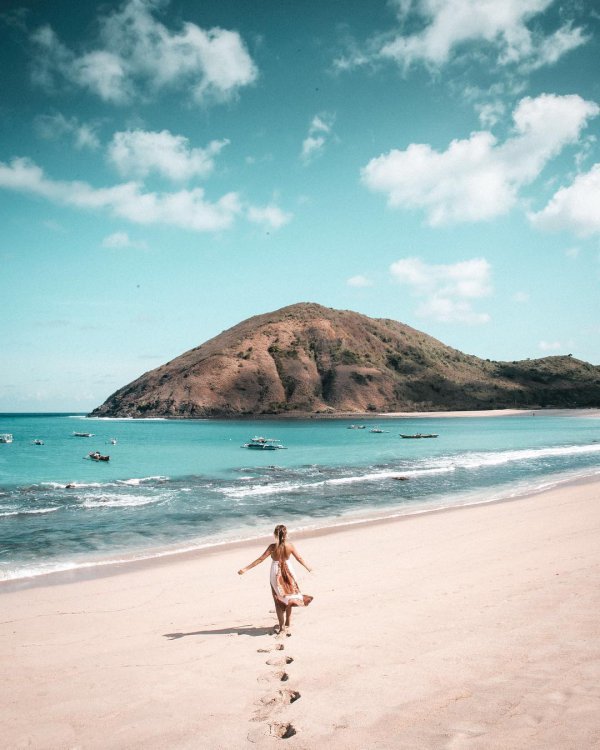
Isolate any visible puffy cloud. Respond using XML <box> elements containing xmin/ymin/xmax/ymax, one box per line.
<box><xmin>0</xmin><ymin>157</ymin><xmax>241</xmax><ymax>232</ymax></box>
<box><xmin>107</xmin><ymin>129</ymin><xmax>228</xmax><ymax>181</ymax></box>
<box><xmin>347</xmin><ymin>275</ymin><xmax>374</xmax><ymax>288</ymax></box>
<box><xmin>34</xmin><ymin>113</ymin><xmax>100</xmax><ymax>150</ymax></box>
<box><xmin>361</xmin><ymin>94</ymin><xmax>599</xmax><ymax>225</ymax></box>
<box><xmin>102</xmin><ymin>231</ymin><xmax>147</xmax><ymax>249</ymax></box>
<box><xmin>30</xmin><ymin>0</ymin><xmax>258</xmax><ymax>105</ymax></box>
<box><xmin>246</xmin><ymin>204</ymin><xmax>292</xmax><ymax>229</ymax></box>
<box><xmin>336</xmin><ymin>0</ymin><xmax>588</xmax><ymax>72</ymax></box>
<box><xmin>512</xmin><ymin>291</ymin><xmax>530</xmax><ymax>303</ymax></box>
<box><xmin>529</xmin><ymin>163</ymin><xmax>600</xmax><ymax>237</ymax></box>
<box><xmin>301</xmin><ymin>113</ymin><xmax>335</xmax><ymax>163</ymax></box>
<box><xmin>390</xmin><ymin>257</ymin><xmax>492</xmax><ymax>323</ymax></box>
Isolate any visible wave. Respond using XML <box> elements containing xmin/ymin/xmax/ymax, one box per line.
<box><xmin>80</xmin><ymin>492</ymin><xmax>165</xmax><ymax>509</ymax></box>
<box><xmin>217</xmin><ymin>442</ymin><xmax>599</xmax><ymax>499</ymax></box>
<box><xmin>448</xmin><ymin>442</ymin><xmax>600</xmax><ymax>470</ymax></box>
<box><xmin>0</xmin><ymin>507</ymin><xmax>60</xmax><ymax>517</ymax></box>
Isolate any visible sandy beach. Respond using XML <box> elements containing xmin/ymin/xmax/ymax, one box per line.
<box><xmin>1</xmin><ymin>476</ymin><xmax>599</xmax><ymax>749</ymax></box>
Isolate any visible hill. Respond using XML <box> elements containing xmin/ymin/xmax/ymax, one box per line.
<box><xmin>90</xmin><ymin>303</ymin><xmax>600</xmax><ymax>417</ymax></box>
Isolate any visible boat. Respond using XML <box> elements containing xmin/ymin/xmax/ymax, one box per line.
<box><xmin>73</xmin><ymin>431</ymin><xmax>94</xmax><ymax>438</ymax></box>
<box><xmin>242</xmin><ymin>436</ymin><xmax>286</xmax><ymax>450</ymax></box>
<box><xmin>0</xmin><ymin>433</ymin><xmax>13</xmax><ymax>443</ymax></box>
<box><xmin>32</xmin><ymin>439</ymin><xmax>44</xmax><ymax>445</ymax></box>
<box><xmin>110</xmin><ymin>438</ymin><xmax>117</xmax><ymax>445</ymax></box>
<box><xmin>347</xmin><ymin>424</ymin><xmax>366</xmax><ymax>430</ymax></box>
<box><xmin>400</xmin><ymin>433</ymin><xmax>439</xmax><ymax>439</ymax></box>
<box><xmin>370</xmin><ymin>427</ymin><xmax>386</xmax><ymax>433</ymax></box>
<box><xmin>88</xmin><ymin>451</ymin><xmax>110</xmax><ymax>462</ymax></box>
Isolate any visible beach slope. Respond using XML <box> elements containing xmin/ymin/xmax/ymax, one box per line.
<box><xmin>1</xmin><ymin>478</ymin><xmax>599</xmax><ymax>749</ymax></box>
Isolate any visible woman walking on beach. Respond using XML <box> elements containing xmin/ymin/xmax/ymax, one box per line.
<box><xmin>238</xmin><ymin>524</ymin><xmax>313</xmax><ymax>635</ymax></box>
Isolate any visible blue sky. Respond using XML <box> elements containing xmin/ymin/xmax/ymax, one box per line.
<box><xmin>1</xmin><ymin>0</ymin><xmax>599</xmax><ymax>411</ymax></box>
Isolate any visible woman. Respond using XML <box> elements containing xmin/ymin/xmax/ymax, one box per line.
<box><xmin>238</xmin><ymin>524</ymin><xmax>313</xmax><ymax>635</ymax></box>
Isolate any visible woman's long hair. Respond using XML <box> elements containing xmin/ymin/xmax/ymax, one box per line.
<box><xmin>274</xmin><ymin>524</ymin><xmax>287</xmax><ymax>549</ymax></box>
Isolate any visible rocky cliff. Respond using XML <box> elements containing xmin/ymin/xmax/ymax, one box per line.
<box><xmin>90</xmin><ymin>303</ymin><xmax>600</xmax><ymax>417</ymax></box>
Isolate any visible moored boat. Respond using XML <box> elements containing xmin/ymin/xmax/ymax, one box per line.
<box><xmin>242</xmin><ymin>436</ymin><xmax>286</xmax><ymax>450</ymax></box>
<box><xmin>0</xmin><ymin>433</ymin><xmax>13</xmax><ymax>443</ymax></box>
<box><xmin>32</xmin><ymin>439</ymin><xmax>44</xmax><ymax>445</ymax></box>
<box><xmin>73</xmin><ymin>431</ymin><xmax>94</xmax><ymax>438</ymax></box>
<box><xmin>400</xmin><ymin>433</ymin><xmax>439</xmax><ymax>439</ymax></box>
<box><xmin>88</xmin><ymin>451</ymin><xmax>110</xmax><ymax>462</ymax></box>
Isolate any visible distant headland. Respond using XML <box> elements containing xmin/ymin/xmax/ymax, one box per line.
<box><xmin>90</xmin><ymin>303</ymin><xmax>600</xmax><ymax>418</ymax></box>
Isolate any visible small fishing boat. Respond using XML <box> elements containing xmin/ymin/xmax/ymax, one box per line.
<box><xmin>370</xmin><ymin>427</ymin><xmax>386</xmax><ymax>433</ymax></box>
<box><xmin>242</xmin><ymin>437</ymin><xmax>286</xmax><ymax>450</ymax></box>
<box><xmin>347</xmin><ymin>424</ymin><xmax>366</xmax><ymax>430</ymax></box>
<box><xmin>88</xmin><ymin>451</ymin><xmax>110</xmax><ymax>462</ymax></box>
<box><xmin>32</xmin><ymin>439</ymin><xmax>44</xmax><ymax>445</ymax></box>
<box><xmin>400</xmin><ymin>433</ymin><xmax>438</xmax><ymax>439</ymax></box>
<box><xmin>110</xmin><ymin>438</ymin><xmax>117</xmax><ymax>445</ymax></box>
<box><xmin>73</xmin><ymin>431</ymin><xmax>94</xmax><ymax>438</ymax></box>
<box><xmin>0</xmin><ymin>433</ymin><xmax>13</xmax><ymax>443</ymax></box>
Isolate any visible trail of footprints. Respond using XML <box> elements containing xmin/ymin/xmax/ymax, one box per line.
<box><xmin>249</xmin><ymin>638</ymin><xmax>300</xmax><ymax>741</ymax></box>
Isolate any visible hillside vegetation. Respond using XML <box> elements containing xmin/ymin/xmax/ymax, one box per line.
<box><xmin>90</xmin><ymin>303</ymin><xmax>600</xmax><ymax>417</ymax></box>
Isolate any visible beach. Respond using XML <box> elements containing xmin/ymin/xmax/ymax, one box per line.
<box><xmin>1</xmin><ymin>475</ymin><xmax>599</xmax><ymax>749</ymax></box>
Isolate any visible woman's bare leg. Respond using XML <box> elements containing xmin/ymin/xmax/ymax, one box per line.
<box><xmin>284</xmin><ymin>604</ymin><xmax>293</xmax><ymax>630</ymax></box>
<box><xmin>271</xmin><ymin>591</ymin><xmax>285</xmax><ymax>632</ymax></box>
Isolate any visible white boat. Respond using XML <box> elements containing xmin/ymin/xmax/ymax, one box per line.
<box><xmin>110</xmin><ymin>438</ymin><xmax>117</xmax><ymax>445</ymax></box>
<box><xmin>32</xmin><ymin>439</ymin><xmax>44</xmax><ymax>445</ymax></box>
<box><xmin>242</xmin><ymin>436</ymin><xmax>286</xmax><ymax>450</ymax></box>
<box><xmin>73</xmin><ymin>431</ymin><xmax>94</xmax><ymax>438</ymax></box>
<box><xmin>0</xmin><ymin>433</ymin><xmax>13</xmax><ymax>443</ymax></box>
<box><xmin>370</xmin><ymin>427</ymin><xmax>386</xmax><ymax>433</ymax></box>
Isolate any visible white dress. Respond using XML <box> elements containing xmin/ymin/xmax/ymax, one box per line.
<box><xmin>270</xmin><ymin>557</ymin><xmax>313</xmax><ymax>607</ymax></box>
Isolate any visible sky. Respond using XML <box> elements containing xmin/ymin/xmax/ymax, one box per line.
<box><xmin>0</xmin><ymin>0</ymin><xmax>599</xmax><ymax>412</ymax></box>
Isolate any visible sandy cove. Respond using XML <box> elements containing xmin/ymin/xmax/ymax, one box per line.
<box><xmin>1</xmin><ymin>477</ymin><xmax>599</xmax><ymax>749</ymax></box>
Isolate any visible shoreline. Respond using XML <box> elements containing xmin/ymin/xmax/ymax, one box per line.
<box><xmin>82</xmin><ymin>407</ymin><xmax>600</xmax><ymax>420</ymax></box>
<box><xmin>2</xmin><ymin>471</ymin><xmax>599</xmax><ymax>748</ymax></box>
<box><xmin>3</xmin><ymin>466</ymin><xmax>598</xmax><ymax>594</ymax></box>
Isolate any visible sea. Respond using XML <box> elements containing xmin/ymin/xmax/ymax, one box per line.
<box><xmin>0</xmin><ymin>411</ymin><xmax>599</xmax><ymax>583</ymax></box>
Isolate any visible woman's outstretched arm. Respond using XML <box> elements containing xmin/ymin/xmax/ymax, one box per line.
<box><xmin>290</xmin><ymin>544</ymin><xmax>312</xmax><ymax>572</ymax></box>
<box><xmin>238</xmin><ymin>545</ymin><xmax>273</xmax><ymax>575</ymax></box>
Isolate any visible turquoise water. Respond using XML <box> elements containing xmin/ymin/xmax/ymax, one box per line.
<box><xmin>0</xmin><ymin>412</ymin><xmax>599</xmax><ymax>581</ymax></box>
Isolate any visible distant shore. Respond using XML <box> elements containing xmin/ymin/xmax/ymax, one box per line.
<box><xmin>86</xmin><ymin>407</ymin><xmax>600</xmax><ymax>420</ymax></box>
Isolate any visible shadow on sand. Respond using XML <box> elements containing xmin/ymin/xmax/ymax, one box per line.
<box><xmin>163</xmin><ymin>625</ymin><xmax>273</xmax><ymax>640</ymax></box>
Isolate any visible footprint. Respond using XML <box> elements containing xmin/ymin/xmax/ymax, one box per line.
<box><xmin>266</xmin><ymin>656</ymin><xmax>294</xmax><ymax>666</ymax></box>
<box><xmin>252</xmin><ymin>690</ymin><xmax>301</xmax><ymax>721</ymax></box>
<box><xmin>257</xmin><ymin>643</ymin><xmax>285</xmax><ymax>654</ymax></box>
<box><xmin>269</xmin><ymin>722</ymin><xmax>296</xmax><ymax>739</ymax></box>
<box><xmin>258</xmin><ymin>670</ymin><xmax>289</xmax><ymax>683</ymax></box>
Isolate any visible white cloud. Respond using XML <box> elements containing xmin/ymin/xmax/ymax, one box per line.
<box><xmin>512</xmin><ymin>291</ymin><xmax>529</xmax><ymax>303</ymax></box>
<box><xmin>539</xmin><ymin>340</ymin><xmax>563</xmax><ymax>351</ymax></box>
<box><xmin>565</xmin><ymin>247</ymin><xmax>580</xmax><ymax>259</ymax></box>
<box><xmin>347</xmin><ymin>275</ymin><xmax>374</xmax><ymax>288</ymax></box>
<box><xmin>301</xmin><ymin>113</ymin><xmax>335</xmax><ymax>163</ymax></box>
<box><xmin>361</xmin><ymin>94</ymin><xmax>599</xmax><ymax>225</ymax></box>
<box><xmin>102</xmin><ymin>231</ymin><xmax>147</xmax><ymax>249</ymax></box>
<box><xmin>107</xmin><ymin>129</ymin><xmax>228</xmax><ymax>181</ymax></box>
<box><xmin>30</xmin><ymin>0</ymin><xmax>258</xmax><ymax>105</ymax></box>
<box><xmin>336</xmin><ymin>0</ymin><xmax>588</xmax><ymax>72</ymax></box>
<box><xmin>0</xmin><ymin>157</ymin><xmax>241</xmax><ymax>232</ymax></box>
<box><xmin>529</xmin><ymin>163</ymin><xmax>600</xmax><ymax>237</ymax></box>
<box><xmin>246</xmin><ymin>204</ymin><xmax>292</xmax><ymax>229</ymax></box>
<box><xmin>390</xmin><ymin>257</ymin><xmax>492</xmax><ymax>323</ymax></box>
<box><xmin>35</xmin><ymin>113</ymin><xmax>100</xmax><ymax>150</ymax></box>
